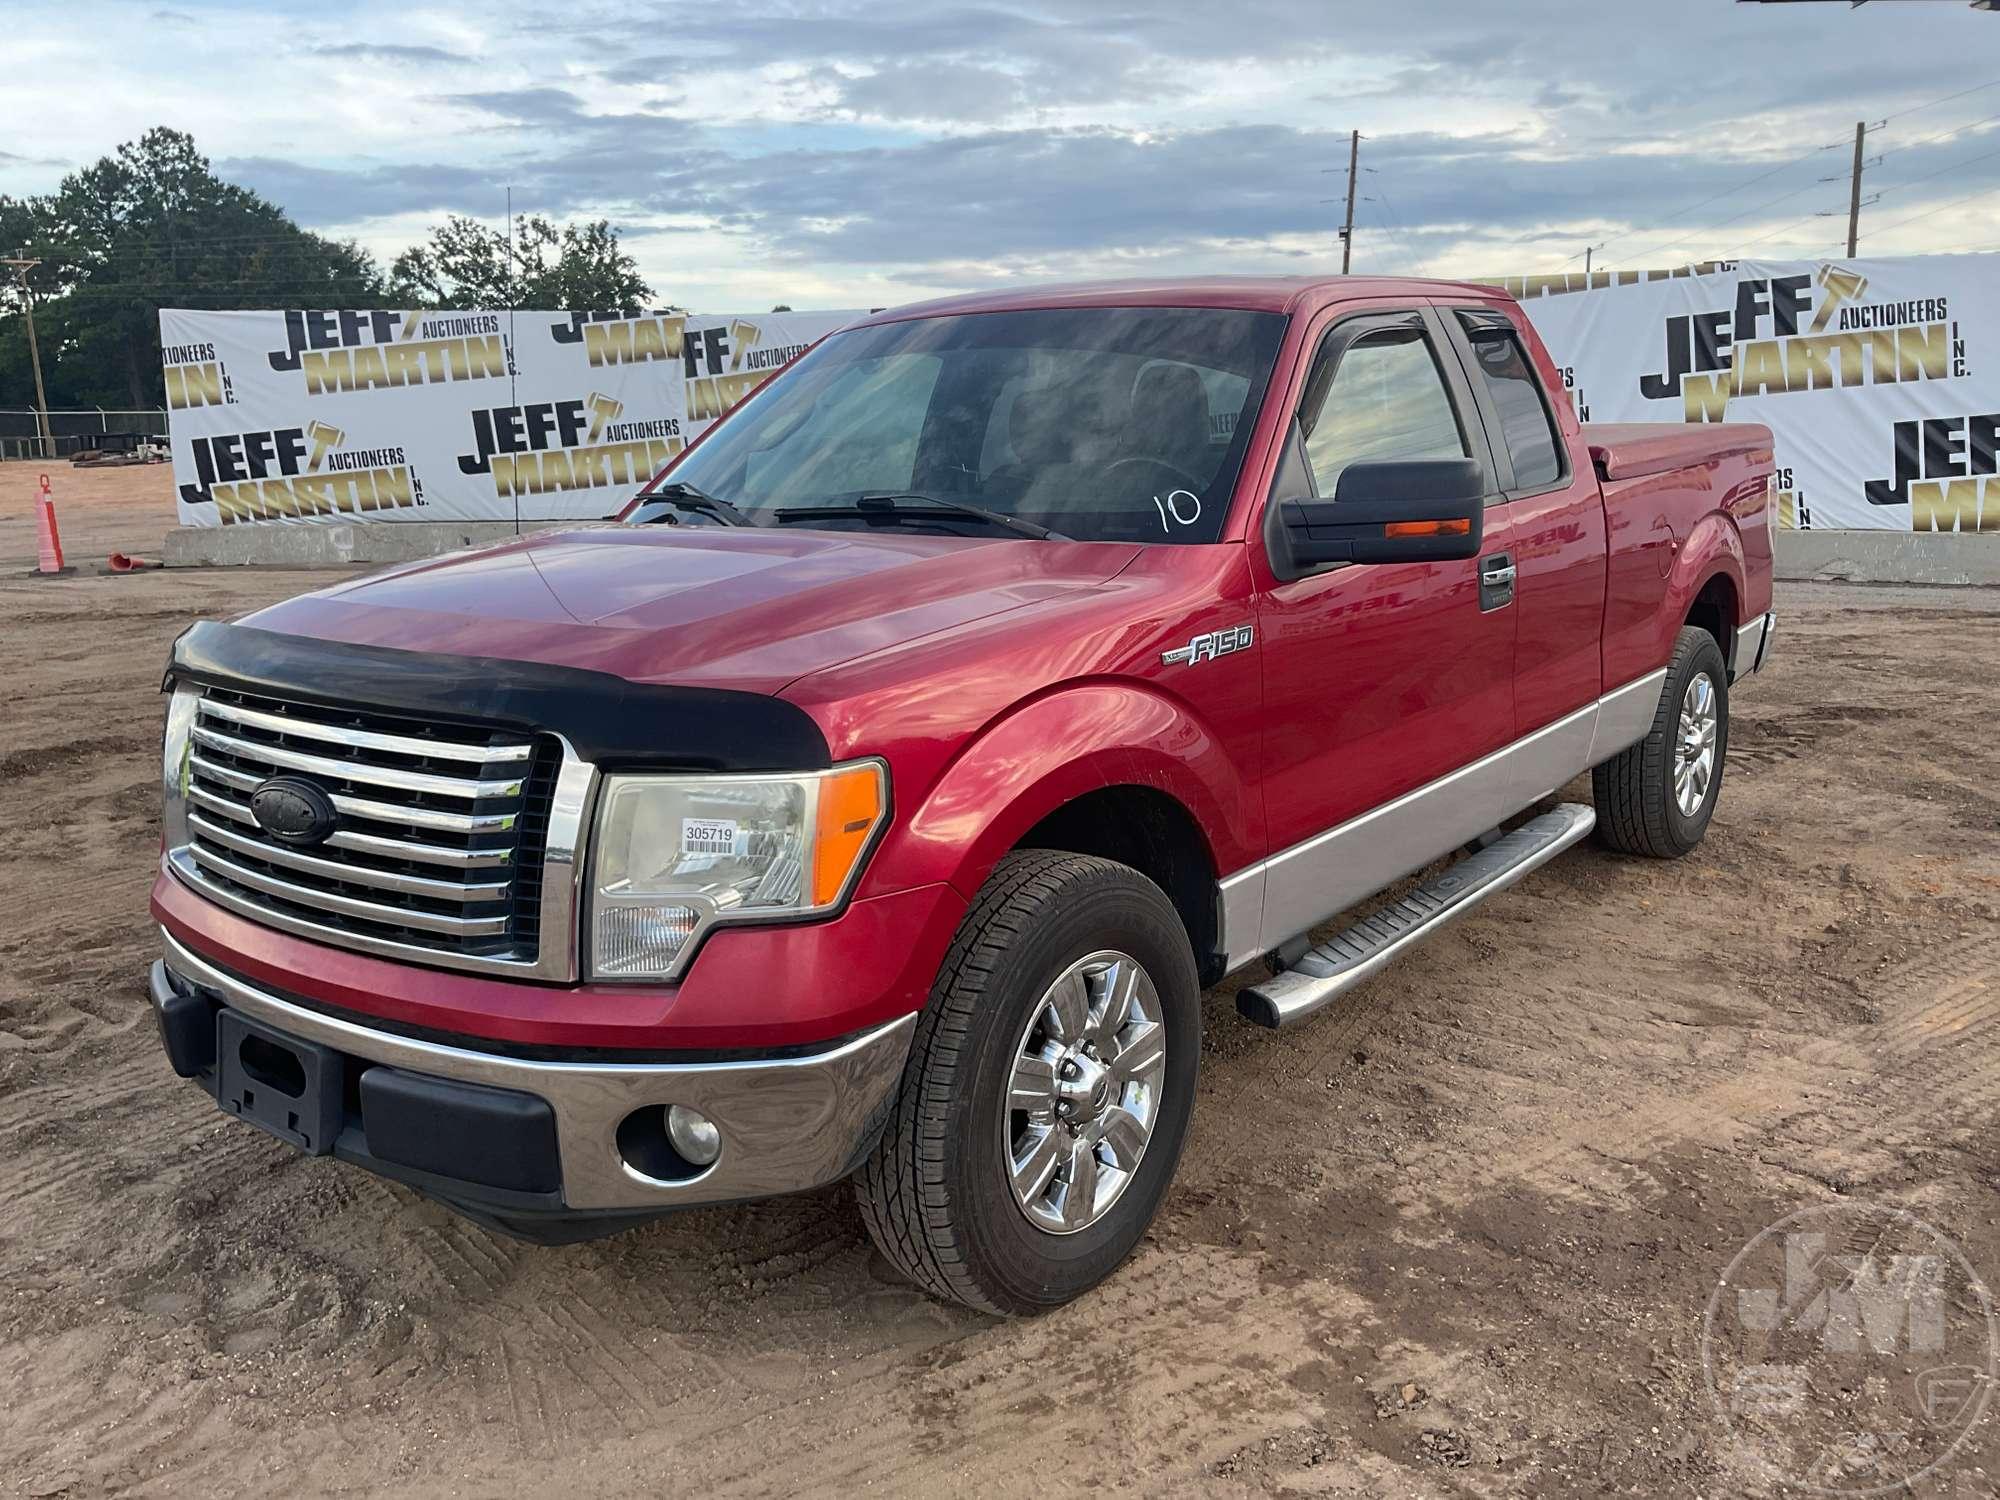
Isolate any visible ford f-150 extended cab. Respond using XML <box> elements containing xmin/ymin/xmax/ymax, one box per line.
<box><xmin>151</xmin><ymin>276</ymin><xmax>1775</xmax><ymax>1313</ymax></box>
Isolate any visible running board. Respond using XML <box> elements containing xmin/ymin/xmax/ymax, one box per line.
<box><xmin>1236</xmin><ymin>803</ymin><xmax>1597</xmax><ymax>1030</ymax></box>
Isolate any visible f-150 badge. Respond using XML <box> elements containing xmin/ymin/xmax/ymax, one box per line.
<box><xmin>1161</xmin><ymin>624</ymin><xmax>1254</xmax><ymax>667</ymax></box>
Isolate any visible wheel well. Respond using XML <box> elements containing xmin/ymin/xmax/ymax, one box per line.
<box><xmin>1018</xmin><ymin>786</ymin><xmax>1223</xmax><ymax>987</ymax></box>
<box><xmin>1685</xmin><ymin>573</ymin><xmax>1737</xmax><ymax>662</ymax></box>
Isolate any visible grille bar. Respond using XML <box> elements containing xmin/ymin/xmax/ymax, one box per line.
<box><xmin>187</xmin><ymin>811</ymin><xmax>514</xmax><ymax>901</ymax></box>
<box><xmin>187</xmin><ymin>844</ymin><xmax>512</xmax><ymax>936</ymax></box>
<box><xmin>191</xmin><ymin>724</ymin><xmax>526</xmax><ymax>801</ymax></box>
<box><xmin>187</xmin><ymin>784</ymin><xmax>512</xmax><ymax>869</ymax></box>
<box><xmin>198</xmin><ymin>696</ymin><xmax>536</xmax><ymax>765</ymax></box>
<box><xmin>190</xmin><ymin>753</ymin><xmax>520</xmax><ymax>835</ymax></box>
<box><xmin>177</xmin><ymin>687</ymin><xmax>563</xmax><ymax>968</ymax></box>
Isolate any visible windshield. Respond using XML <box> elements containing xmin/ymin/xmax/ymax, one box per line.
<box><xmin>631</xmin><ymin>305</ymin><xmax>1289</xmax><ymax>544</ymax></box>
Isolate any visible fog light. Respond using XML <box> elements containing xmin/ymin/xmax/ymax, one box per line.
<box><xmin>665</xmin><ymin>1104</ymin><xmax>721</xmax><ymax>1167</ymax></box>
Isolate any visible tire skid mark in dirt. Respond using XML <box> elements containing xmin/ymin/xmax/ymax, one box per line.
<box><xmin>616</xmin><ymin>1249</ymin><xmax>1350</xmax><ymax>1494</ymax></box>
<box><xmin>1399</xmin><ymin>932</ymin><xmax>2000</xmax><ymax>1215</ymax></box>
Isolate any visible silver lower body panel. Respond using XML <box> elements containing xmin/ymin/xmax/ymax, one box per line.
<box><xmin>1219</xmin><ymin>669</ymin><xmax>1667</xmax><ymax>968</ymax></box>
<box><xmin>1732</xmin><ymin>610</ymin><xmax>1775</xmax><ymax>681</ymax></box>
<box><xmin>159</xmin><ymin>932</ymin><xmax>916</xmax><ymax>1211</ymax></box>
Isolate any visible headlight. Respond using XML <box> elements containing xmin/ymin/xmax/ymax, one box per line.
<box><xmin>162</xmin><ymin>684</ymin><xmax>198</xmax><ymax>851</ymax></box>
<box><xmin>587</xmin><ymin>760</ymin><xmax>887</xmax><ymax>980</ymax></box>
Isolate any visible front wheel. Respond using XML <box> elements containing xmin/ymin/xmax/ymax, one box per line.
<box><xmin>855</xmin><ymin>850</ymin><xmax>1200</xmax><ymax>1314</ymax></box>
<box><xmin>1592</xmin><ymin>625</ymin><xmax>1730</xmax><ymax>858</ymax></box>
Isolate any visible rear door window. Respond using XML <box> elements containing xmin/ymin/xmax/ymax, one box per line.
<box><xmin>1458</xmin><ymin>323</ymin><xmax>1565</xmax><ymax>491</ymax></box>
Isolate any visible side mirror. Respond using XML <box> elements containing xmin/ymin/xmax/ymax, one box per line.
<box><xmin>1272</xmin><ymin>457</ymin><xmax>1485</xmax><ymax>573</ymax></box>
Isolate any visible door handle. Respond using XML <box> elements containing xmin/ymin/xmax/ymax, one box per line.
<box><xmin>1478</xmin><ymin>552</ymin><xmax>1515</xmax><ymax>611</ymax></box>
<box><xmin>1481</xmin><ymin>561</ymin><xmax>1516</xmax><ymax>585</ymax></box>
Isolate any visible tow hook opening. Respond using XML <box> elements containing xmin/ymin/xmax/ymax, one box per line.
<box><xmin>237</xmin><ymin>1032</ymin><xmax>307</xmax><ymax>1098</ymax></box>
<box><xmin>616</xmin><ymin>1105</ymin><xmax>720</xmax><ymax>1183</ymax></box>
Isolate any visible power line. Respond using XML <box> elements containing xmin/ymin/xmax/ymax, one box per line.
<box><xmin>1879</xmin><ymin>77</ymin><xmax>2000</xmax><ymax>125</ymax></box>
<box><xmin>1875</xmin><ymin>107</ymin><xmax>2000</xmax><ymax>164</ymax></box>
<box><xmin>1578</xmin><ymin>137</ymin><xmax>1848</xmax><ymax>263</ymax></box>
<box><xmin>1872</xmin><ymin>143</ymin><xmax>2000</xmax><ymax>202</ymax></box>
<box><xmin>1722</xmin><ymin>207</ymin><xmax>1835</xmax><ymax>259</ymax></box>
<box><xmin>1364</xmin><ymin>184</ymin><xmax>1422</xmax><ymax>271</ymax></box>
<box><xmin>1862</xmin><ymin>181</ymin><xmax>2000</xmax><ymax>246</ymax></box>
<box><xmin>1359</xmin><ymin>201</ymin><xmax>1398</xmax><ymax>270</ymax></box>
<box><xmin>1571</xmin><ymin>77</ymin><xmax>2000</xmax><ymax>267</ymax></box>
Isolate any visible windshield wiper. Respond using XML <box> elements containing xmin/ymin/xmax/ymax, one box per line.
<box><xmin>772</xmin><ymin>493</ymin><xmax>1067</xmax><ymax>541</ymax></box>
<box><xmin>631</xmin><ymin>481</ymin><xmax>759</xmax><ymax>527</ymax></box>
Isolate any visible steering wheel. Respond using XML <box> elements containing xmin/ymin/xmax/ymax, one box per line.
<box><xmin>1105</xmin><ymin>455</ymin><xmax>1206</xmax><ymax>492</ymax></box>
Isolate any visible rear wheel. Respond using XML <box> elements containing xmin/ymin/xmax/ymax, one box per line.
<box><xmin>855</xmin><ymin>850</ymin><xmax>1200</xmax><ymax>1314</ymax></box>
<box><xmin>1592</xmin><ymin>625</ymin><xmax>1730</xmax><ymax>858</ymax></box>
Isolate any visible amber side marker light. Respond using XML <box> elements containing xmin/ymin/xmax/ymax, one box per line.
<box><xmin>1383</xmin><ymin>518</ymin><xmax>1471</xmax><ymax>538</ymax></box>
<box><xmin>811</xmin><ymin>763</ymin><xmax>886</xmax><ymax>906</ymax></box>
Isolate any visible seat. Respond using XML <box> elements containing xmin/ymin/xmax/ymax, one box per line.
<box><xmin>1127</xmin><ymin>363</ymin><xmax>1214</xmax><ymax>481</ymax></box>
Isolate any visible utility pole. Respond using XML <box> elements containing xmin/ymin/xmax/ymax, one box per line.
<box><xmin>1584</xmin><ymin>246</ymin><xmax>1593</xmax><ymax>279</ymax></box>
<box><xmin>1341</xmin><ymin>130</ymin><xmax>1361</xmax><ymax>274</ymax></box>
<box><xmin>1845</xmin><ymin>119</ymin><xmax>1867</xmax><ymax>258</ymax></box>
<box><xmin>2</xmin><ymin>255</ymin><xmax>53</xmax><ymax>460</ymax></box>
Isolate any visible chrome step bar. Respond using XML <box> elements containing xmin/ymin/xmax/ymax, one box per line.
<box><xmin>1236</xmin><ymin>802</ymin><xmax>1597</xmax><ymax>1030</ymax></box>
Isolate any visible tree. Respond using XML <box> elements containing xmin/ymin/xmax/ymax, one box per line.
<box><xmin>0</xmin><ymin>128</ymin><xmax>385</xmax><ymax>408</ymax></box>
<box><xmin>390</xmin><ymin>214</ymin><xmax>653</xmax><ymax>311</ymax></box>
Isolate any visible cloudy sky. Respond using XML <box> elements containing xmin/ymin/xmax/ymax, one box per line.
<box><xmin>4</xmin><ymin>0</ymin><xmax>1999</xmax><ymax>310</ymax></box>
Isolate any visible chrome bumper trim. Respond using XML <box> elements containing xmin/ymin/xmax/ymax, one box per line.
<box><xmin>159</xmin><ymin>932</ymin><xmax>917</xmax><ymax>1211</ymax></box>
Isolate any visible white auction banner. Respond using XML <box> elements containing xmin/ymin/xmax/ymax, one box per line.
<box><xmin>159</xmin><ymin>306</ymin><xmax>858</xmax><ymax>526</ymax></box>
<box><xmin>1498</xmin><ymin>254</ymin><xmax>1996</xmax><ymax>531</ymax></box>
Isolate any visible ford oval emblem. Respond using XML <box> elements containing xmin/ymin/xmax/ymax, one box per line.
<box><xmin>249</xmin><ymin>776</ymin><xmax>338</xmax><ymax>847</ymax></box>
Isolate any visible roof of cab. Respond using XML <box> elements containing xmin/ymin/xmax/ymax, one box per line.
<box><xmin>849</xmin><ymin>275</ymin><xmax>1510</xmax><ymax>326</ymax></box>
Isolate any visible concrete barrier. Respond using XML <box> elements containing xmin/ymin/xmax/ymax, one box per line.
<box><xmin>1775</xmin><ymin>530</ymin><xmax>2000</xmax><ymax>587</ymax></box>
<box><xmin>163</xmin><ymin>521</ymin><xmax>579</xmax><ymax>568</ymax></box>
<box><xmin>163</xmin><ymin>518</ymin><xmax>1998</xmax><ymax>585</ymax></box>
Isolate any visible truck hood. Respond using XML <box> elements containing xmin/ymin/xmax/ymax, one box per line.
<box><xmin>241</xmin><ymin>525</ymin><xmax>1143</xmax><ymax>695</ymax></box>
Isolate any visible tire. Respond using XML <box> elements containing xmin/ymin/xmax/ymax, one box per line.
<box><xmin>855</xmin><ymin>850</ymin><xmax>1201</xmax><ymax>1314</ymax></box>
<box><xmin>1592</xmin><ymin>625</ymin><xmax>1730</xmax><ymax>858</ymax></box>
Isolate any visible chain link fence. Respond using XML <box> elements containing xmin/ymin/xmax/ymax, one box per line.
<box><xmin>0</xmin><ymin>407</ymin><xmax>170</xmax><ymax>461</ymax></box>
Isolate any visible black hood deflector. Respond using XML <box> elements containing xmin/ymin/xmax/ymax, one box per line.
<box><xmin>165</xmin><ymin>620</ymin><xmax>831</xmax><ymax>771</ymax></box>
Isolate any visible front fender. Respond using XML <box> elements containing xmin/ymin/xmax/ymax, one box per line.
<box><xmin>863</xmin><ymin>682</ymin><xmax>1257</xmax><ymax>902</ymax></box>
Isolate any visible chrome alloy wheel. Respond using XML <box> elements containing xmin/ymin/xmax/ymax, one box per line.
<box><xmin>1674</xmin><ymin>670</ymin><xmax>1719</xmax><ymax>818</ymax></box>
<box><xmin>1003</xmin><ymin>950</ymin><xmax>1169</xmax><ymax>1235</ymax></box>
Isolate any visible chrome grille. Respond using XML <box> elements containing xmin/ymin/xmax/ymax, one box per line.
<box><xmin>176</xmin><ymin>687</ymin><xmax>561</xmax><ymax>966</ymax></box>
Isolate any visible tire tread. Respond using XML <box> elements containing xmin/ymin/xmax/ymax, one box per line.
<box><xmin>1592</xmin><ymin>625</ymin><xmax>1726</xmax><ymax>858</ymax></box>
<box><xmin>855</xmin><ymin>850</ymin><xmax>1130</xmax><ymax>1314</ymax></box>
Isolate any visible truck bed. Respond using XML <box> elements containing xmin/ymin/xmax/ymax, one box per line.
<box><xmin>1583</xmin><ymin>422</ymin><xmax>1773</xmax><ymax>482</ymax></box>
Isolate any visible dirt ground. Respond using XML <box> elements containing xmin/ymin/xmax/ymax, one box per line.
<box><xmin>3</xmin><ymin>464</ymin><xmax>1999</xmax><ymax>1497</ymax></box>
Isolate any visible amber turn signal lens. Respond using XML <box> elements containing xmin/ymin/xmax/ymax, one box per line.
<box><xmin>1383</xmin><ymin>518</ymin><xmax>1471</xmax><ymax>538</ymax></box>
<box><xmin>811</xmin><ymin>763</ymin><xmax>885</xmax><ymax>905</ymax></box>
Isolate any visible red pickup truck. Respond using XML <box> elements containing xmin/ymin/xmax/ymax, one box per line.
<box><xmin>151</xmin><ymin>276</ymin><xmax>1775</xmax><ymax>1312</ymax></box>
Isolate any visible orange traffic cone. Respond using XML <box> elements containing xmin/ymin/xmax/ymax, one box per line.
<box><xmin>34</xmin><ymin>473</ymin><xmax>73</xmax><ymax>576</ymax></box>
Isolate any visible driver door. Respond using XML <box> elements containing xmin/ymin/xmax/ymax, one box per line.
<box><xmin>1241</xmin><ymin>305</ymin><xmax>1518</xmax><ymax>956</ymax></box>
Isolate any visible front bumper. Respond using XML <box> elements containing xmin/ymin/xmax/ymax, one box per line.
<box><xmin>154</xmin><ymin>932</ymin><xmax>916</xmax><ymax>1232</ymax></box>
